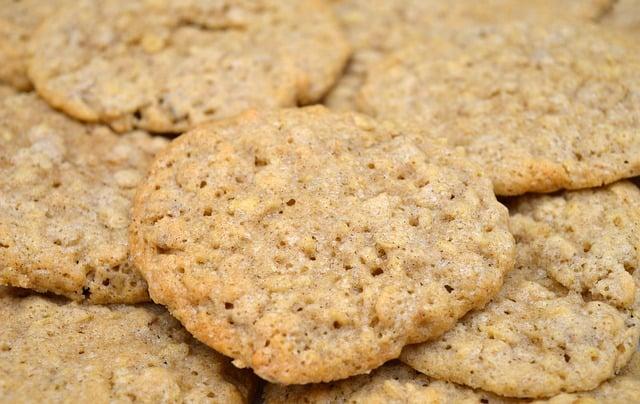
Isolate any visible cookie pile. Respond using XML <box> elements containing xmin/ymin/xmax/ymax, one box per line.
<box><xmin>0</xmin><ymin>0</ymin><xmax>639</xmax><ymax>402</ymax></box>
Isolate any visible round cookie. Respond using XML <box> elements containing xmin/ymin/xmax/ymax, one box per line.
<box><xmin>325</xmin><ymin>0</ymin><xmax>614</xmax><ymax>111</ymax></box>
<box><xmin>27</xmin><ymin>0</ymin><xmax>350</xmax><ymax>133</ymax></box>
<box><xmin>359</xmin><ymin>22</ymin><xmax>640</xmax><ymax>195</ymax></box>
<box><xmin>263</xmin><ymin>355</ymin><xmax>640</xmax><ymax>403</ymax></box>
<box><xmin>0</xmin><ymin>93</ymin><xmax>167</xmax><ymax>303</ymax></box>
<box><xmin>130</xmin><ymin>107</ymin><xmax>515</xmax><ymax>384</ymax></box>
<box><xmin>0</xmin><ymin>0</ymin><xmax>71</xmax><ymax>90</ymax></box>
<box><xmin>0</xmin><ymin>287</ymin><xmax>257</xmax><ymax>403</ymax></box>
<box><xmin>401</xmin><ymin>182</ymin><xmax>640</xmax><ymax>398</ymax></box>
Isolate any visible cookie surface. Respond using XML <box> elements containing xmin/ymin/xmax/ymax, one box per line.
<box><xmin>0</xmin><ymin>93</ymin><xmax>166</xmax><ymax>303</ymax></box>
<box><xmin>601</xmin><ymin>0</ymin><xmax>640</xmax><ymax>33</ymax></box>
<box><xmin>325</xmin><ymin>0</ymin><xmax>614</xmax><ymax>111</ymax></box>
<box><xmin>401</xmin><ymin>182</ymin><xmax>640</xmax><ymax>398</ymax></box>
<box><xmin>0</xmin><ymin>0</ymin><xmax>71</xmax><ymax>90</ymax></box>
<box><xmin>0</xmin><ymin>287</ymin><xmax>256</xmax><ymax>403</ymax></box>
<box><xmin>28</xmin><ymin>0</ymin><xmax>349</xmax><ymax>133</ymax></box>
<box><xmin>130</xmin><ymin>107</ymin><xmax>514</xmax><ymax>384</ymax></box>
<box><xmin>508</xmin><ymin>181</ymin><xmax>640</xmax><ymax>308</ymax></box>
<box><xmin>360</xmin><ymin>22</ymin><xmax>640</xmax><ymax>195</ymax></box>
<box><xmin>263</xmin><ymin>355</ymin><xmax>640</xmax><ymax>404</ymax></box>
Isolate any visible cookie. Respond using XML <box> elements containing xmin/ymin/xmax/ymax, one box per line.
<box><xmin>263</xmin><ymin>361</ymin><xmax>500</xmax><ymax>403</ymax></box>
<box><xmin>360</xmin><ymin>22</ymin><xmax>640</xmax><ymax>195</ymax></box>
<box><xmin>401</xmin><ymin>182</ymin><xmax>640</xmax><ymax>398</ymax></box>
<box><xmin>0</xmin><ymin>287</ymin><xmax>257</xmax><ymax>403</ymax></box>
<box><xmin>507</xmin><ymin>181</ymin><xmax>640</xmax><ymax>308</ymax></box>
<box><xmin>325</xmin><ymin>0</ymin><xmax>614</xmax><ymax>111</ymax></box>
<box><xmin>27</xmin><ymin>0</ymin><xmax>350</xmax><ymax>133</ymax></box>
<box><xmin>601</xmin><ymin>0</ymin><xmax>640</xmax><ymax>33</ymax></box>
<box><xmin>130</xmin><ymin>107</ymin><xmax>514</xmax><ymax>384</ymax></box>
<box><xmin>0</xmin><ymin>93</ymin><xmax>167</xmax><ymax>303</ymax></box>
<box><xmin>263</xmin><ymin>354</ymin><xmax>640</xmax><ymax>403</ymax></box>
<box><xmin>0</xmin><ymin>0</ymin><xmax>71</xmax><ymax>90</ymax></box>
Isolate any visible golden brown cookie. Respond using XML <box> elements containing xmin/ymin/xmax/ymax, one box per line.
<box><xmin>0</xmin><ymin>0</ymin><xmax>71</xmax><ymax>90</ymax></box>
<box><xmin>0</xmin><ymin>93</ymin><xmax>166</xmax><ymax>303</ymax></box>
<box><xmin>130</xmin><ymin>107</ymin><xmax>514</xmax><ymax>384</ymax></box>
<box><xmin>401</xmin><ymin>182</ymin><xmax>640</xmax><ymax>398</ymax></box>
<box><xmin>0</xmin><ymin>287</ymin><xmax>257</xmax><ymax>403</ymax></box>
<box><xmin>263</xmin><ymin>354</ymin><xmax>640</xmax><ymax>403</ymax></box>
<box><xmin>325</xmin><ymin>0</ymin><xmax>614</xmax><ymax>111</ymax></box>
<box><xmin>360</xmin><ymin>22</ymin><xmax>640</xmax><ymax>195</ymax></box>
<box><xmin>27</xmin><ymin>0</ymin><xmax>349</xmax><ymax>133</ymax></box>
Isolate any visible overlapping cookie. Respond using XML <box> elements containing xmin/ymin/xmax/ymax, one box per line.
<box><xmin>401</xmin><ymin>181</ymin><xmax>640</xmax><ymax>398</ymax></box>
<box><xmin>130</xmin><ymin>107</ymin><xmax>514</xmax><ymax>384</ymax></box>
<box><xmin>360</xmin><ymin>22</ymin><xmax>640</xmax><ymax>195</ymax></box>
<box><xmin>0</xmin><ymin>0</ymin><xmax>72</xmax><ymax>90</ymax></box>
<box><xmin>0</xmin><ymin>287</ymin><xmax>257</xmax><ymax>403</ymax></box>
<box><xmin>0</xmin><ymin>93</ymin><xmax>166</xmax><ymax>303</ymax></box>
<box><xmin>263</xmin><ymin>355</ymin><xmax>640</xmax><ymax>403</ymax></box>
<box><xmin>27</xmin><ymin>0</ymin><xmax>350</xmax><ymax>133</ymax></box>
<box><xmin>325</xmin><ymin>0</ymin><xmax>614</xmax><ymax>111</ymax></box>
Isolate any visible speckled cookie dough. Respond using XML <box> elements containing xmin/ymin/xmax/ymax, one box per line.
<box><xmin>401</xmin><ymin>182</ymin><xmax>640</xmax><ymax>398</ymax></box>
<box><xmin>0</xmin><ymin>287</ymin><xmax>257</xmax><ymax>403</ymax></box>
<box><xmin>130</xmin><ymin>107</ymin><xmax>514</xmax><ymax>384</ymax></box>
<box><xmin>27</xmin><ymin>0</ymin><xmax>350</xmax><ymax>133</ymax></box>
<box><xmin>324</xmin><ymin>0</ymin><xmax>614</xmax><ymax>111</ymax></box>
<box><xmin>263</xmin><ymin>353</ymin><xmax>640</xmax><ymax>403</ymax></box>
<box><xmin>360</xmin><ymin>22</ymin><xmax>640</xmax><ymax>195</ymax></box>
<box><xmin>0</xmin><ymin>93</ymin><xmax>167</xmax><ymax>303</ymax></box>
<box><xmin>0</xmin><ymin>0</ymin><xmax>71</xmax><ymax>90</ymax></box>
<box><xmin>263</xmin><ymin>362</ymin><xmax>500</xmax><ymax>404</ymax></box>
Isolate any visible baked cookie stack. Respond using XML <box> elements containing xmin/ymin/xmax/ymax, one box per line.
<box><xmin>0</xmin><ymin>0</ymin><xmax>639</xmax><ymax>403</ymax></box>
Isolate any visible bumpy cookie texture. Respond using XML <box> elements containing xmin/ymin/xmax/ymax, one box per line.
<box><xmin>509</xmin><ymin>182</ymin><xmax>640</xmax><ymax>308</ymax></box>
<box><xmin>28</xmin><ymin>0</ymin><xmax>349</xmax><ymax>133</ymax></box>
<box><xmin>0</xmin><ymin>287</ymin><xmax>257</xmax><ymax>403</ymax></box>
<box><xmin>0</xmin><ymin>0</ymin><xmax>71</xmax><ymax>90</ymax></box>
<box><xmin>130</xmin><ymin>107</ymin><xmax>514</xmax><ymax>384</ymax></box>
<box><xmin>263</xmin><ymin>355</ymin><xmax>640</xmax><ymax>404</ymax></box>
<box><xmin>325</xmin><ymin>0</ymin><xmax>613</xmax><ymax>110</ymax></box>
<box><xmin>263</xmin><ymin>362</ymin><xmax>499</xmax><ymax>404</ymax></box>
<box><xmin>360</xmin><ymin>22</ymin><xmax>640</xmax><ymax>195</ymax></box>
<box><xmin>402</xmin><ymin>183</ymin><xmax>640</xmax><ymax>398</ymax></box>
<box><xmin>0</xmin><ymin>93</ymin><xmax>167</xmax><ymax>303</ymax></box>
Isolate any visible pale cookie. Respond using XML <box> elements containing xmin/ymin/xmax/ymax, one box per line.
<box><xmin>325</xmin><ymin>0</ymin><xmax>614</xmax><ymax>111</ymax></box>
<box><xmin>508</xmin><ymin>181</ymin><xmax>640</xmax><ymax>308</ymax></box>
<box><xmin>0</xmin><ymin>93</ymin><xmax>167</xmax><ymax>303</ymax></box>
<box><xmin>130</xmin><ymin>107</ymin><xmax>514</xmax><ymax>384</ymax></box>
<box><xmin>401</xmin><ymin>182</ymin><xmax>640</xmax><ymax>398</ymax></box>
<box><xmin>0</xmin><ymin>0</ymin><xmax>72</xmax><ymax>90</ymax></box>
<box><xmin>27</xmin><ymin>0</ymin><xmax>349</xmax><ymax>133</ymax></box>
<box><xmin>360</xmin><ymin>22</ymin><xmax>640</xmax><ymax>195</ymax></box>
<box><xmin>0</xmin><ymin>287</ymin><xmax>257</xmax><ymax>403</ymax></box>
<box><xmin>263</xmin><ymin>355</ymin><xmax>640</xmax><ymax>403</ymax></box>
<box><xmin>601</xmin><ymin>0</ymin><xmax>640</xmax><ymax>33</ymax></box>
<box><xmin>263</xmin><ymin>362</ymin><xmax>499</xmax><ymax>404</ymax></box>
